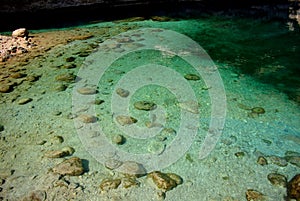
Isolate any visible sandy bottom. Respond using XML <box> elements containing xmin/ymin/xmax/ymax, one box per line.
<box><xmin>0</xmin><ymin>17</ymin><xmax>299</xmax><ymax>201</ymax></box>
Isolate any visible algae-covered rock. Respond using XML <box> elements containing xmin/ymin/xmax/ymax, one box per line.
<box><xmin>148</xmin><ymin>171</ymin><xmax>183</xmax><ymax>192</ymax></box>
<box><xmin>100</xmin><ymin>178</ymin><xmax>121</xmax><ymax>191</ymax></box>
<box><xmin>52</xmin><ymin>157</ymin><xmax>84</xmax><ymax>176</ymax></box>
<box><xmin>134</xmin><ymin>101</ymin><xmax>156</xmax><ymax>111</ymax></box>
<box><xmin>267</xmin><ymin>173</ymin><xmax>287</xmax><ymax>187</ymax></box>
<box><xmin>287</xmin><ymin>174</ymin><xmax>300</xmax><ymax>201</ymax></box>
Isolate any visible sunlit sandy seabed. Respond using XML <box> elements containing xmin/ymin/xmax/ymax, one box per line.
<box><xmin>0</xmin><ymin>16</ymin><xmax>299</xmax><ymax>201</ymax></box>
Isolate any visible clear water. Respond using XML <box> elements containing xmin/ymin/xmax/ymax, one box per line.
<box><xmin>0</xmin><ymin>14</ymin><xmax>299</xmax><ymax>201</ymax></box>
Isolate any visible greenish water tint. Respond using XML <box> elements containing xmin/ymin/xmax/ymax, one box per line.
<box><xmin>128</xmin><ymin>16</ymin><xmax>300</xmax><ymax>103</ymax></box>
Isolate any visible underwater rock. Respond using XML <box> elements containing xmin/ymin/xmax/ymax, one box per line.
<box><xmin>92</xmin><ymin>99</ymin><xmax>105</xmax><ymax>105</ymax></box>
<box><xmin>178</xmin><ymin>100</ymin><xmax>199</xmax><ymax>114</ymax></box>
<box><xmin>266</xmin><ymin>155</ymin><xmax>288</xmax><ymax>167</ymax></box>
<box><xmin>65</xmin><ymin>56</ymin><xmax>76</xmax><ymax>62</ymax></box>
<box><xmin>285</xmin><ymin>156</ymin><xmax>300</xmax><ymax>168</ymax></box>
<box><xmin>116</xmin><ymin>88</ymin><xmax>129</xmax><ymax>97</ymax></box>
<box><xmin>12</xmin><ymin>28</ymin><xmax>28</xmax><ymax>38</ymax></box>
<box><xmin>26</xmin><ymin>74</ymin><xmax>40</xmax><ymax>82</ymax></box>
<box><xmin>0</xmin><ymin>124</ymin><xmax>4</xmax><ymax>132</ymax></box>
<box><xmin>99</xmin><ymin>178</ymin><xmax>121</xmax><ymax>192</ymax></box>
<box><xmin>55</xmin><ymin>73</ymin><xmax>76</xmax><ymax>82</ymax></box>
<box><xmin>17</xmin><ymin>97</ymin><xmax>32</xmax><ymax>105</ymax></box>
<box><xmin>287</xmin><ymin>174</ymin><xmax>300</xmax><ymax>200</ymax></box>
<box><xmin>50</xmin><ymin>135</ymin><xmax>64</xmax><ymax>144</ymax></box>
<box><xmin>148</xmin><ymin>141</ymin><xmax>165</xmax><ymax>155</ymax></box>
<box><xmin>10</xmin><ymin>72</ymin><xmax>27</xmax><ymax>79</ymax></box>
<box><xmin>251</xmin><ymin>107</ymin><xmax>265</xmax><ymax>114</ymax></box>
<box><xmin>54</xmin><ymin>84</ymin><xmax>67</xmax><ymax>91</ymax></box>
<box><xmin>63</xmin><ymin>63</ymin><xmax>76</xmax><ymax>69</ymax></box>
<box><xmin>267</xmin><ymin>173</ymin><xmax>287</xmax><ymax>187</ymax></box>
<box><xmin>121</xmin><ymin>177</ymin><xmax>140</xmax><ymax>188</ymax></box>
<box><xmin>134</xmin><ymin>101</ymin><xmax>156</xmax><ymax>111</ymax></box>
<box><xmin>44</xmin><ymin>149</ymin><xmax>70</xmax><ymax>158</ymax></box>
<box><xmin>116</xmin><ymin>115</ymin><xmax>137</xmax><ymax>126</ymax></box>
<box><xmin>104</xmin><ymin>159</ymin><xmax>123</xmax><ymax>170</ymax></box>
<box><xmin>78</xmin><ymin>114</ymin><xmax>97</xmax><ymax>123</ymax></box>
<box><xmin>257</xmin><ymin>156</ymin><xmax>268</xmax><ymax>166</ymax></box>
<box><xmin>77</xmin><ymin>87</ymin><xmax>97</xmax><ymax>95</ymax></box>
<box><xmin>234</xmin><ymin>151</ymin><xmax>245</xmax><ymax>158</ymax></box>
<box><xmin>184</xmin><ymin>74</ymin><xmax>200</xmax><ymax>81</ymax></box>
<box><xmin>115</xmin><ymin>161</ymin><xmax>146</xmax><ymax>177</ymax></box>
<box><xmin>22</xmin><ymin>190</ymin><xmax>46</xmax><ymax>201</ymax></box>
<box><xmin>245</xmin><ymin>189</ymin><xmax>266</xmax><ymax>201</ymax></box>
<box><xmin>52</xmin><ymin>157</ymin><xmax>84</xmax><ymax>176</ymax></box>
<box><xmin>0</xmin><ymin>84</ymin><xmax>13</xmax><ymax>93</ymax></box>
<box><xmin>148</xmin><ymin>171</ymin><xmax>183</xmax><ymax>192</ymax></box>
<box><xmin>112</xmin><ymin>134</ymin><xmax>126</xmax><ymax>145</ymax></box>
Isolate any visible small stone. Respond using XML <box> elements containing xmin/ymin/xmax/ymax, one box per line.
<box><xmin>267</xmin><ymin>173</ymin><xmax>287</xmax><ymax>187</ymax></box>
<box><xmin>61</xmin><ymin>146</ymin><xmax>75</xmax><ymax>155</ymax></box>
<box><xmin>134</xmin><ymin>101</ymin><xmax>156</xmax><ymax>111</ymax></box>
<box><xmin>287</xmin><ymin>174</ymin><xmax>300</xmax><ymax>200</ymax></box>
<box><xmin>17</xmin><ymin>98</ymin><xmax>32</xmax><ymax>105</ymax></box>
<box><xmin>56</xmin><ymin>73</ymin><xmax>76</xmax><ymax>82</ymax></box>
<box><xmin>10</xmin><ymin>72</ymin><xmax>27</xmax><ymax>79</ymax></box>
<box><xmin>116</xmin><ymin>115</ymin><xmax>137</xmax><ymax>126</ymax></box>
<box><xmin>65</xmin><ymin>56</ymin><xmax>76</xmax><ymax>62</ymax></box>
<box><xmin>234</xmin><ymin>151</ymin><xmax>245</xmax><ymax>158</ymax></box>
<box><xmin>0</xmin><ymin>84</ymin><xmax>13</xmax><ymax>93</ymax></box>
<box><xmin>115</xmin><ymin>161</ymin><xmax>146</xmax><ymax>176</ymax></box>
<box><xmin>93</xmin><ymin>99</ymin><xmax>105</xmax><ymax>105</ymax></box>
<box><xmin>12</xmin><ymin>28</ymin><xmax>29</xmax><ymax>38</ymax></box>
<box><xmin>245</xmin><ymin>189</ymin><xmax>266</xmax><ymax>201</ymax></box>
<box><xmin>44</xmin><ymin>150</ymin><xmax>68</xmax><ymax>158</ymax></box>
<box><xmin>78</xmin><ymin>114</ymin><xmax>97</xmax><ymax>123</ymax></box>
<box><xmin>184</xmin><ymin>74</ymin><xmax>200</xmax><ymax>80</ymax></box>
<box><xmin>121</xmin><ymin>177</ymin><xmax>140</xmax><ymax>188</ymax></box>
<box><xmin>112</xmin><ymin>134</ymin><xmax>126</xmax><ymax>145</ymax></box>
<box><xmin>50</xmin><ymin>135</ymin><xmax>64</xmax><ymax>144</ymax></box>
<box><xmin>26</xmin><ymin>75</ymin><xmax>40</xmax><ymax>82</ymax></box>
<box><xmin>148</xmin><ymin>171</ymin><xmax>182</xmax><ymax>192</ymax></box>
<box><xmin>104</xmin><ymin>159</ymin><xmax>123</xmax><ymax>170</ymax></box>
<box><xmin>285</xmin><ymin>156</ymin><xmax>300</xmax><ymax>168</ymax></box>
<box><xmin>52</xmin><ymin>157</ymin><xmax>84</xmax><ymax>176</ymax></box>
<box><xmin>100</xmin><ymin>178</ymin><xmax>121</xmax><ymax>191</ymax></box>
<box><xmin>257</xmin><ymin>156</ymin><xmax>268</xmax><ymax>166</ymax></box>
<box><xmin>77</xmin><ymin>87</ymin><xmax>97</xmax><ymax>95</ymax></box>
<box><xmin>54</xmin><ymin>84</ymin><xmax>67</xmax><ymax>91</ymax></box>
<box><xmin>116</xmin><ymin>88</ymin><xmax>130</xmax><ymax>97</ymax></box>
<box><xmin>267</xmin><ymin>155</ymin><xmax>288</xmax><ymax>167</ymax></box>
<box><xmin>148</xmin><ymin>141</ymin><xmax>165</xmax><ymax>155</ymax></box>
<box><xmin>251</xmin><ymin>107</ymin><xmax>265</xmax><ymax>114</ymax></box>
<box><xmin>166</xmin><ymin>173</ymin><xmax>183</xmax><ymax>185</ymax></box>
<box><xmin>63</xmin><ymin>63</ymin><xmax>77</xmax><ymax>69</ymax></box>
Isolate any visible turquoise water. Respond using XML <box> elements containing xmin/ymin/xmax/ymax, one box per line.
<box><xmin>0</xmin><ymin>14</ymin><xmax>299</xmax><ymax>201</ymax></box>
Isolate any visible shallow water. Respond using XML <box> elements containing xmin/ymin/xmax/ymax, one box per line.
<box><xmin>0</xmin><ymin>14</ymin><xmax>299</xmax><ymax>201</ymax></box>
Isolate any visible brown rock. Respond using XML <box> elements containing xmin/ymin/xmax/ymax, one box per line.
<box><xmin>112</xmin><ymin>134</ymin><xmax>126</xmax><ymax>145</ymax></box>
<box><xmin>134</xmin><ymin>101</ymin><xmax>156</xmax><ymax>111</ymax></box>
<box><xmin>52</xmin><ymin>157</ymin><xmax>84</xmax><ymax>176</ymax></box>
<box><xmin>77</xmin><ymin>87</ymin><xmax>97</xmax><ymax>95</ymax></box>
<box><xmin>115</xmin><ymin>161</ymin><xmax>146</xmax><ymax>176</ymax></box>
<box><xmin>99</xmin><ymin>178</ymin><xmax>121</xmax><ymax>191</ymax></box>
<box><xmin>22</xmin><ymin>190</ymin><xmax>46</xmax><ymax>201</ymax></box>
<box><xmin>0</xmin><ymin>84</ymin><xmax>13</xmax><ymax>93</ymax></box>
<box><xmin>12</xmin><ymin>28</ymin><xmax>29</xmax><ymax>38</ymax></box>
<box><xmin>267</xmin><ymin>173</ymin><xmax>287</xmax><ymax>187</ymax></box>
<box><xmin>116</xmin><ymin>88</ymin><xmax>129</xmax><ymax>97</ymax></box>
<box><xmin>257</xmin><ymin>156</ymin><xmax>268</xmax><ymax>166</ymax></box>
<box><xmin>78</xmin><ymin>114</ymin><xmax>97</xmax><ymax>123</ymax></box>
<box><xmin>245</xmin><ymin>189</ymin><xmax>266</xmax><ymax>201</ymax></box>
<box><xmin>115</xmin><ymin>115</ymin><xmax>137</xmax><ymax>126</ymax></box>
<box><xmin>184</xmin><ymin>74</ymin><xmax>200</xmax><ymax>80</ymax></box>
<box><xmin>148</xmin><ymin>171</ymin><xmax>181</xmax><ymax>192</ymax></box>
<box><xmin>55</xmin><ymin>73</ymin><xmax>76</xmax><ymax>82</ymax></box>
<box><xmin>287</xmin><ymin>174</ymin><xmax>300</xmax><ymax>200</ymax></box>
<box><xmin>17</xmin><ymin>98</ymin><xmax>32</xmax><ymax>105</ymax></box>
